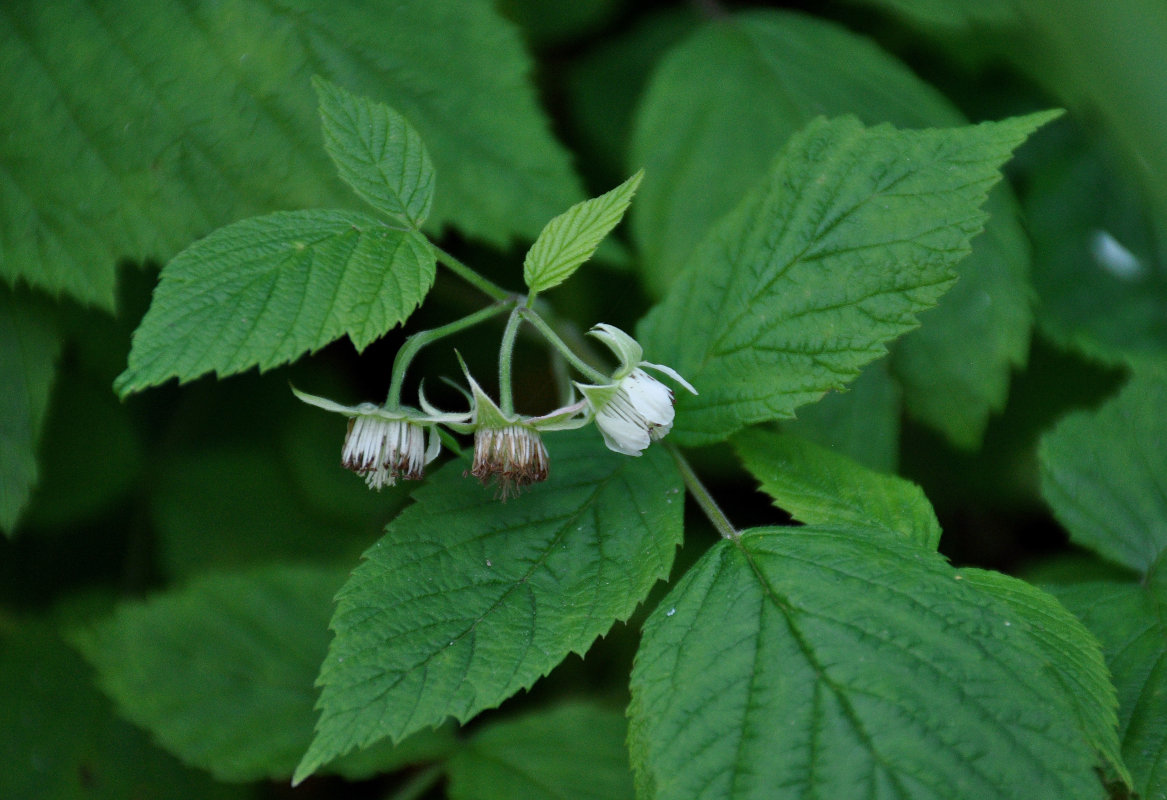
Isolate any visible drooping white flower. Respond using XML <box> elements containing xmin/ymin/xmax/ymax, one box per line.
<box><xmin>293</xmin><ymin>388</ymin><xmax>467</xmax><ymax>490</ymax></box>
<box><xmin>471</xmin><ymin>425</ymin><xmax>550</xmax><ymax>499</ymax></box>
<box><xmin>574</xmin><ymin>323</ymin><xmax>696</xmax><ymax>456</ymax></box>
<box><xmin>441</xmin><ymin>355</ymin><xmax>588</xmax><ymax>499</ymax></box>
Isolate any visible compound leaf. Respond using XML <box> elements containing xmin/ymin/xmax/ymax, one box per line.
<box><xmin>734</xmin><ymin>429</ymin><xmax>940</xmax><ymax>551</ymax></box>
<box><xmin>73</xmin><ymin>564</ymin><xmax>455</xmax><ymax>782</ymax></box>
<box><xmin>1039</xmin><ymin>368</ymin><xmax>1167</xmax><ymax>573</ymax></box>
<box><xmin>313</xmin><ymin>76</ymin><xmax>435</xmax><ymax>228</ymax></box>
<box><xmin>639</xmin><ymin>111</ymin><xmax>1055</xmax><ymax>446</ymax></box>
<box><xmin>631</xmin><ymin>11</ymin><xmax>1035</xmax><ymax>448</ymax></box>
<box><xmin>447</xmin><ymin>703</ymin><xmax>634</xmax><ymax>800</ymax></box>
<box><xmin>0</xmin><ymin>288</ymin><xmax>60</xmax><ymax>534</ymax></box>
<box><xmin>629</xmin><ymin>526</ymin><xmax>1107</xmax><ymax>799</ymax></box>
<box><xmin>115</xmin><ymin>209</ymin><xmax>434</xmax><ymax>395</ymax></box>
<box><xmin>295</xmin><ymin>429</ymin><xmax>683</xmax><ymax>782</ymax></box>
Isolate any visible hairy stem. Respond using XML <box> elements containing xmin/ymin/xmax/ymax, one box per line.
<box><xmin>497</xmin><ymin>305</ymin><xmax>524</xmax><ymax>415</ymax></box>
<box><xmin>387</xmin><ymin>301</ymin><xmax>514</xmax><ymax>407</ymax></box>
<box><xmin>668</xmin><ymin>444</ymin><xmax>738</xmax><ymax>540</ymax></box>
<box><xmin>521</xmin><ymin>308</ymin><xmax>610</xmax><ymax>384</ymax></box>
<box><xmin>431</xmin><ymin>243</ymin><xmax>510</xmax><ymax>301</ymax></box>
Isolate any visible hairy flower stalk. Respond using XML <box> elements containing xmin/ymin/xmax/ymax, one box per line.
<box><xmin>575</xmin><ymin>324</ymin><xmax>697</xmax><ymax>456</ymax></box>
<box><xmin>293</xmin><ymin>387</ymin><xmax>468</xmax><ymax>491</ymax></box>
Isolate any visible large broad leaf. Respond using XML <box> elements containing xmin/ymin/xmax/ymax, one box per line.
<box><xmin>639</xmin><ymin>111</ymin><xmax>1054</xmax><ymax>447</ymax></box>
<box><xmin>630</xmin><ymin>11</ymin><xmax>1034</xmax><ymax>448</ymax></box>
<box><xmin>0</xmin><ymin>288</ymin><xmax>60</xmax><ymax>534</ymax></box>
<box><xmin>838</xmin><ymin>0</ymin><xmax>1017</xmax><ymax>31</ymax></box>
<box><xmin>294</xmin><ymin>428</ymin><xmax>684</xmax><ymax>783</ymax></box>
<box><xmin>1045</xmin><ymin>562</ymin><xmax>1167</xmax><ymax>799</ymax></box>
<box><xmin>114</xmin><ymin>209</ymin><xmax>434</xmax><ymax>395</ymax></box>
<box><xmin>781</xmin><ymin>358</ymin><xmax>901</xmax><ymax>472</ymax></box>
<box><xmin>959</xmin><ymin>569</ymin><xmax>1128</xmax><ymax>787</ymax></box>
<box><xmin>313</xmin><ymin>76</ymin><xmax>435</xmax><ymax>229</ymax></box>
<box><xmin>73</xmin><ymin>564</ymin><xmax>455</xmax><ymax>782</ymax></box>
<box><xmin>1023</xmin><ymin>122</ymin><xmax>1167</xmax><ymax>364</ymax></box>
<box><xmin>733</xmin><ymin>429</ymin><xmax>940</xmax><ymax>551</ymax></box>
<box><xmin>628</xmin><ymin>526</ymin><xmax>1109</xmax><ymax>800</ymax></box>
<box><xmin>0</xmin><ymin>621</ymin><xmax>246</xmax><ymax>800</ymax></box>
<box><xmin>0</xmin><ymin>0</ymin><xmax>580</xmax><ymax>309</ymax></box>
<box><xmin>446</xmin><ymin>703</ymin><xmax>635</xmax><ymax>800</ymax></box>
<box><xmin>1039</xmin><ymin>368</ymin><xmax>1167</xmax><ymax>573</ymax></box>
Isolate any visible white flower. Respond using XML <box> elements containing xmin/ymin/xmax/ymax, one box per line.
<box><xmin>471</xmin><ymin>425</ymin><xmax>550</xmax><ymax>500</ymax></box>
<box><xmin>575</xmin><ymin>324</ymin><xmax>696</xmax><ymax>456</ymax></box>
<box><xmin>441</xmin><ymin>353</ymin><xmax>589</xmax><ymax>499</ymax></box>
<box><xmin>293</xmin><ymin>388</ymin><xmax>467</xmax><ymax>490</ymax></box>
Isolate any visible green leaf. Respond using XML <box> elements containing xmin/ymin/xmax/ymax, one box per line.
<box><xmin>0</xmin><ymin>620</ymin><xmax>246</xmax><ymax>800</ymax></box>
<box><xmin>733</xmin><ymin>430</ymin><xmax>941</xmax><ymax>551</ymax></box>
<box><xmin>73</xmin><ymin>564</ymin><xmax>456</xmax><ymax>782</ymax></box>
<box><xmin>0</xmin><ymin>287</ymin><xmax>61</xmax><ymax>534</ymax></box>
<box><xmin>639</xmin><ymin>112</ymin><xmax>1055</xmax><ymax>447</ymax></box>
<box><xmin>524</xmin><ymin>170</ymin><xmax>643</xmax><ymax>294</ymax></box>
<box><xmin>1023</xmin><ymin>122</ymin><xmax>1167</xmax><ymax>363</ymax></box>
<box><xmin>0</xmin><ymin>0</ymin><xmax>579</xmax><ymax>309</ymax></box>
<box><xmin>1045</xmin><ymin>563</ymin><xmax>1167</xmax><ymax>799</ymax></box>
<box><xmin>115</xmin><ymin>209</ymin><xmax>434</xmax><ymax>396</ymax></box>
<box><xmin>1039</xmin><ymin>368</ymin><xmax>1167</xmax><ymax>573</ymax></box>
<box><xmin>295</xmin><ymin>428</ymin><xmax>684</xmax><ymax>783</ymax></box>
<box><xmin>838</xmin><ymin>0</ymin><xmax>1017</xmax><ymax>31</ymax></box>
<box><xmin>447</xmin><ymin>703</ymin><xmax>635</xmax><ymax>800</ymax></box>
<box><xmin>958</xmin><ymin>569</ymin><xmax>1129</xmax><ymax>788</ymax></box>
<box><xmin>313</xmin><ymin>76</ymin><xmax>435</xmax><ymax>228</ymax></box>
<box><xmin>22</xmin><ymin>370</ymin><xmax>142</xmax><ymax>529</ymax></box>
<box><xmin>781</xmin><ymin>358</ymin><xmax>900</xmax><ymax>473</ymax></box>
<box><xmin>628</xmin><ymin>527</ymin><xmax>1106</xmax><ymax>800</ymax></box>
<box><xmin>630</xmin><ymin>11</ymin><xmax>1035</xmax><ymax>448</ymax></box>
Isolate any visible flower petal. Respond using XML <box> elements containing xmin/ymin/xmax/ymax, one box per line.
<box><xmin>641</xmin><ymin>361</ymin><xmax>698</xmax><ymax>395</ymax></box>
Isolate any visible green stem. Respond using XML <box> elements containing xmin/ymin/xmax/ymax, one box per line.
<box><xmin>431</xmin><ymin>243</ymin><xmax>509</xmax><ymax>301</ymax></box>
<box><xmin>497</xmin><ymin>306</ymin><xmax>524</xmax><ymax>415</ymax></box>
<box><xmin>383</xmin><ymin>764</ymin><xmax>444</xmax><ymax>800</ymax></box>
<box><xmin>387</xmin><ymin>301</ymin><xmax>514</xmax><ymax>407</ymax></box>
<box><xmin>668</xmin><ymin>444</ymin><xmax>738</xmax><ymax>540</ymax></box>
<box><xmin>520</xmin><ymin>308</ymin><xmax>609</xmax><ymax>384</ymax></box>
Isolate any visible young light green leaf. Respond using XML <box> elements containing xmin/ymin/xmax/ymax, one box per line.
<box><xmin>115</xmin><ymin>209</ymin><xmax>434</xmax><ymax>396</ymax></box>
<box><xmin>524</xmin><ymin>170</ymin><xmax>643</xmax><ymax>294</ymax></box>
<box><xmin>631</xmin><ymin>11</ymin><xmax>1034</xmax><ymax>449</ymax></box>
<box><xmin>1044</xmin><ymin>562</ymin><xmax>1167</xmax><ymax>798</ymax></box>
<box><xmin>959</xmin><ymin>569</ymin><xmax>1129</xmax><ymax>788</ymax></box>
<box><xmin>0</xmin><ymin>621</ymin><xmax>246</xmax><ymax>800</ymax></box>
<box><xmin>1039</xmin><ymin>368</ymin><xmax>1167</xmax><ymax>573</ymax></box>
<box><xmin>72</xmin><ymin>564</ymin><xmax>456</xmax><ymax>782</ymax></box>
<box><xmin>0</xmin><ymin>0</ymin><xmax>579</xmax><ymax>309</ymax></box>
<box><xmin>294</xmin><ymin>429</ymin><xmax>684</xmax><ymax>783</ymax></box>
<box><xmin>313</xmin><ymin>76</ymin><xmax>435</xmax><ymax>228</ymax></box>
<box><xmin>0</xmin><ymin>288</ymin><xmax>61</xmax><ymax>535</ymax></box>
<box><xmin>733</xmin><ymin>429</ymin><xmax>940</xmax><ymax>551</ymax></box>
<box><xmin>639</xmin><ymin>111</ymin><xmax>1057</xmax><ymax>447</ymax></box>
<box><xmin>447</xmin><ymin>703</ymin><xmax>635</xmax><ymax>800</ymax></box>
<box><xmin>628</xmin><ymin>527</ymin><xmax>1106</xmax><ymax>800</ymax></box>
